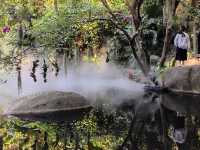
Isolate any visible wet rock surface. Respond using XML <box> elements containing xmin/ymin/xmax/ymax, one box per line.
<box><xmin>161</xmin><ymin>92</ymin><xmax>200</xmax><ymax>116</ymax></box>
<box><xmin>162</xmin><ymin>65</ymin><xmax>200</xmax><ymax>94</ymax></box>
<box><xmin>5</xmin><ymin>91</ymin><xmax>92</xmax><ymax>122</ymax></box>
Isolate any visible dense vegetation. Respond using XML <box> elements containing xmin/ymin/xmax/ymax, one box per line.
<box><xmin>0</xmin><ymin>0</ymin><xmax>200</xmax><ymax>150</ymax></box>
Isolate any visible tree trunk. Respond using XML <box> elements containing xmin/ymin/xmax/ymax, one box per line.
<box><xmin>87</xmin><ymin>47</ymin><xmax>93</xmax><ymax>58</ymax></box>
<box><xmin>126</xmin><ymin>0</ymin><xmax>150</xmax><ymax>73</ymax></box>
<box><xmin>160</xmin><ymin>25</ymin><xmax>173</xmax><ymax>67</ymax></box>
<box><xmin>101</xmin><ymin>0</ymin><xmax>151</xmax><ymax>78</ymax></box>
<box><xmin>0</xmin><ymin>136</ymin><xmax>3</xmax><ymax>150</ymax></box>
<box><xmin>63</xmin><ymin>51</ymin><xmax>68</xmax><ymax>76</ymax></box>
<box><xmin>43</xmin><ymin>132</ymin><xmax>49</xmax><ymax>150</ymax></box>
<box><xmin>54</xmin><ymin>0</ymin><xmax>59</xmax><ymax>13</ymax></box>
<box><xmin>18</xmin><ymin>23</ymin><xmax>23</xmax><ymax>47</ymax></box>
<box><xmin>17</xmin><ymin>65</ymin><xmax>22</xmax><ymax>95</ymax></box>
<box><xmin>134</xmin><ymin>35</ymin><xmax>150</xmax><ymax>73</ymax></box>
<box><xmin>160</xmin><ymin>0</ymin><xmax>180</xmax><ymax>67</ymax></box>
<box><xmin>75</xmin><ymin>48</ymin><xmax>80</xmax><ymax>65</ymax></box>
<box><xmin>193</xmin><ymin>21</ymin><xmax>198</xmax><ymax>54</ymax></box>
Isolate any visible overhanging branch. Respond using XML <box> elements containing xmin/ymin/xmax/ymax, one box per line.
<box><xmin>100</xmin><ymin>0</ymin><xmax>149</xmax><ymax>76</ymax></box>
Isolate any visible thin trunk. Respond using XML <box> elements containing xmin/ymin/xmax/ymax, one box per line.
<box><xmin>54</xmin><ymin>0</ymin><xmax>59</xmax><ymax>13</ymax></box>
<box><xmin>135</xmin><ymin>35</ymin><xmax>150</xmax><ymax>72</ymax></box>
<box><xmin>101</xmin><ymin>0</ymin><xmax>151</xmax><ymax>80</ymax></box>
<box><xmin>32</xmin><ymin>137</ymin><xmax>38</xmax><ymax>150</ymax></box>
<box><xmin>128</xmin><ymin>0</ymin><xmax>150</xmax><ymax>73</ymax></box>
<box><xmin>109</xmin><ymin>17</ymin><xmax>149</xmax><ymax>76</ymax></box>
<box><xmin>18</xmin><ymin>23</ymin><xmax>23</xmax><ymax>48</ymax></box>
<box><xmin>87</xmin><ymin>47</ymin><xmax>93</xmax><ymax>58</ymax></box>
<box><xmin>193</xmin><ymin>22</ymin><xmax>198</xmax><ymax>54</ymax></box>
<box><xmin>75</xmin><ymin>48</ymin><xmax>80</xmax><ymax>65</ymax></box>
<box><xmin>0</xmin><ymin>135</ymin><xmax>3</xmax><ymax>150</ymax></box>
<box><xmin>160</xmin><ymin>0</ymin><xmax>180</xmax><ymax>67</ymax></box>
<box><xmin>160</xmin><ymin>102</ymin><xmax>168</xmax><ymax>150</ymax></box>
<box><xmin>160</xmin><ymin>0</ymin><xmax>172</xmax><ymax>67</ymax></box>
<box><xmin>43</xmin><ymin>132</ymin><xmax>49</xmax><ymax>150</ymax></box>
<box><xmin>75</xmin><ymin>132</ymin><xmax>80</xmax><ymax>150</ymax></box>
<box><xmin>127</xmin><ymin>0</ymin><xmax>143</xmax><ymax>30</ymax></box>
<box><xmin>130</xmin><ymin>41</ymin><xmax>149</xmax><ymax>76</ymax></box>
<box><xmin>160</xmin><ymin>25</ymin><xmax>173</xmax><ymax>67</ymax></box>
<box><xmin>120</xmin><ymin>116</ymin><xmax>137</xmax><ymax>149</ymax></box>
<box><xmin>63</xmin><ymin>51</ymin><xmax>67</xmax><ymax>76</ymax></box>
<box><xmin>64</xmin><ymin>126</ymin><xmax>68</xmax><ymax>150</ymax></box>
<box><xmin>17</xmin><ymin>65</ymin><xmax>22</xmax><ymax>95</ymax></box>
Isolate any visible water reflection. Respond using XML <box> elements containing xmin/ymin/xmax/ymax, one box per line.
<box><xmin>2</xmin><ymin>54</ymin><xmax>200</xmax><ymax>149</ymax></box>
<box><xmin>30</xmin><ymin>60</ymin><xmax>39</xmax><ymax>82</ymax></box>
<box><xmin>51</xmin><ymin>60</ymin><xmax>59</xmax><ymax>77</ymax></box>
<box><xmin>164</xmin><ymin>106</ymin><xmax>187</xmax><ymax>144</ymax></box>
<box><xmin>16</xmin><ymin>64</ymin><xmax>22</xmax><ymax>95</ymax></box>
<box><xmin>29</xmin><ymin>59</ymin><xmax>60</xmax><ymax>83</ymax></box>
<box><xmin>42</xmin><ymin>59</ymin><xmax>48</xmax><ymax>83</ymax></box>
<box><xmin>120</xmin><ymin>92</ymin><xmax>200</xmax><ymax>150</ymax></box>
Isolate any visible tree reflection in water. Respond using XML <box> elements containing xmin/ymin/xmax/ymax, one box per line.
<box><xmin>16</xmin><ymin>64</ymin><xmax>22</xmax><ymax>95</ymax></box>
<box><xmin>29</xmin><ymin>59</ymin><xmax>60</xmax><ymax>83</ymax></box>
<box><xmin>42</xmin><ymin>59</ymin><xmax>48</xmax><ymax>83</ymax></box>
<box><xmin>120</xmin><ymin>91</ymin><xmax>200</xmax><ymax>150</ymax></box>
<box><xmin>6</xmin><ymin>62</ymin><xmax>200</xmax><ymax>150</ymax></box>
<box><xmin>30</xmin><ymin>60</ymin><xmax>39</xmax><ymax>82</ymax></box>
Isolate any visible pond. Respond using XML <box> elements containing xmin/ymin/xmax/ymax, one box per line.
<box><xmin>0</xmin><ymin>54</ymin><xmax>200</xmax><ymax>150</ymax></box>
<box><xmin>117</xmin><ymin>91</ymin><xmax>200</xmax><ymax>150</ymax></box>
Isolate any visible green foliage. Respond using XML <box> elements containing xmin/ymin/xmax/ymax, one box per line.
<box><xmin>75</xmin><ymin>113</ymin><xmax>97</xmax><ymax>138</ymax></box>
<box><xmin>0</xmin><ymin>99</ymin><xmax>134</xmax><ymax>150</ymax></box>
<box><xmin>180</xmin><ymin>1</ymin><xmax>200</xmax><ymax>19</ymax></box>
<box><xmin>89</xmin><ymin>135</ymin><xmax>123</xmax><ymax>150</ymax></box>
<box><xmin>107</xmin><ymin>34</ymin><xmax>133</xmax><ymax>66</ymax></box>
<box><xmin>31</xmin><ymin>1</ymin><xmax>112</xmax><ymax>54</ymax></box>
<box><xmin>143</xmin><ymin>0</ymin><xmax>163</xmax><ymax>18</ymax></box>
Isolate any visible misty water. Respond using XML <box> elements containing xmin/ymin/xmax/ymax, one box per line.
<box><xmin>1</xmin><ymin>55</ymin><xmax>200</xmax><ymax>150</ymax></box>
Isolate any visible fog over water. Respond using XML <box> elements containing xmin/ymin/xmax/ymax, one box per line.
<box><xmin>0</xmin><ymin>59</ymin><xmax>145</xmax><ymax>110</ymax></box>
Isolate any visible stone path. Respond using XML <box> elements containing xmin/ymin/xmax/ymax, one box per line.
<box><xmin>175</xmin><ymin>54</ymin><xmax>200</xmax><ymax>66</ymax></box>
<box><xmin>184</xmin><ymin>55</ymin><xmax>200</xmax><ymax>66</ymax></box>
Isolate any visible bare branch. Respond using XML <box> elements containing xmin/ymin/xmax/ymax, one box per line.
<box><xmin>100</xmin><ymin>0</ymin><xmax>118</xmax><ymax>20</ymax></box>
<box><xmin>100</xmin><ymin>0</ymin><xmax>132</xmax><ymax>40</ymax></box>
<box><xmin>160</xmin><ymin>0</ymin><xmax>180</xmax><ymax>67</ymax></box>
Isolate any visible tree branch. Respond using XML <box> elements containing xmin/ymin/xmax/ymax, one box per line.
<box><xmin>160</xmin><ymin>0</ymin><xmax>180</xmax><ymax>67</ymax></box>
<box><xmin>100</xmin><ymin>0</ymin><xmax>132</xmax><ymax>41</ymax></box>
<box><xmin>100</xmin><ymin>0</ymin><xmax>149</xmax><ymax>76</ymax></box>
<box><xmin>125</xmin><ymin>0</ymin><xmax>144</xmax><ymax>30</ymax></box>
<box><xmin>100</xmin><ymin>0</ymin><xmax>119</xmax><ymax>21</ymax></box>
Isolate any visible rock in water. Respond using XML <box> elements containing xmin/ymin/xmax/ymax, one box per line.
<box><xmin>4</xmin><ymin>91</ymin><xmax>92</xmax><ymax>123</ymax></box>
<box><xmin>162</xmin><ymin>65</ymin><xmax>200</xmax><ymax>94</ymax></box>
<box><xmin>161</xmin><ymin>92</ymin><xmax>200</xmax><ymax>117</ymax></box>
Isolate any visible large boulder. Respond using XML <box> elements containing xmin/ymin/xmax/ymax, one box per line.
<box><xmin>4</xmin><ymin>91</ymin><xmax>92</xmax><ymax>122</ymax></box>
<box><xmin>162</xmin><ymin>65</ymin><xmax>200</xmax><ymax>94</ymax></box>
<box><xmin>161</xmin><ymin>92</ymin><xmax>200</xmax><ymax>116</ymax></box>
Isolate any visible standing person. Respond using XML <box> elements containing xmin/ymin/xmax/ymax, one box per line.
<box><xmin>174</xmin><ymin>26</ymin><xmax>190</xmax><ymax>66</ymax></box>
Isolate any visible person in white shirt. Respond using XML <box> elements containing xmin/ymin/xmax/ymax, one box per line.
<box><xmin>174</xmin><ymin>26</ymin><xmax>190</xmax><ymax>66</ymax></box>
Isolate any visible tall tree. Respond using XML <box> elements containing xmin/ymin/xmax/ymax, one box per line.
<box><xmin>160</xmin><ymin>0</ymin><xmax>180</xmax><ymax>67</ymax></box>
<box><xmin>100</xmin><ymin>0</ymin><xmax>150</xmax><ymax>77</ymax></box>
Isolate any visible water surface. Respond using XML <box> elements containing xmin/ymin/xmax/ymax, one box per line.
<box><xmin>0</xmin><ymin>55</ymin><xmax>200</xmax><ymax>150</ymax></box>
